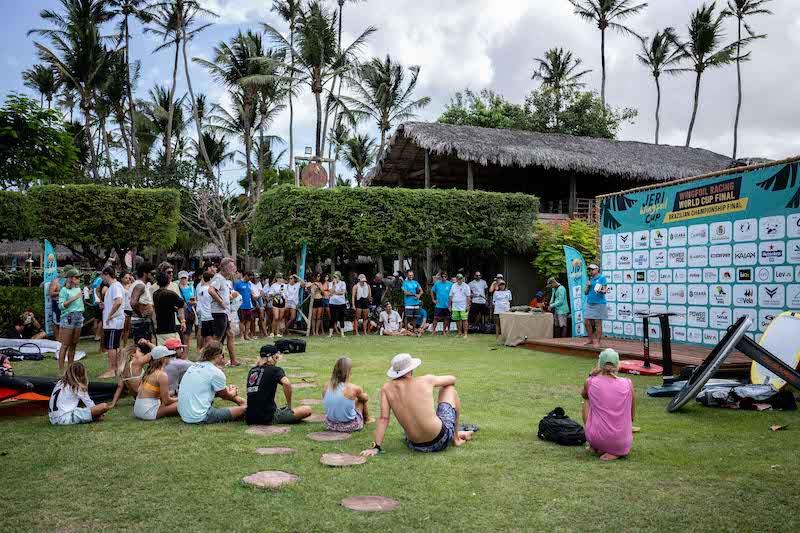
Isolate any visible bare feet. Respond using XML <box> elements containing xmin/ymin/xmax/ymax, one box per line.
<box><xmin>365</xmin><ymin>417</ymin><xmax>376</xmax><ymax>424</ymax></box>
<box><xmin>98</xmin><ymin>370</ymin><xmax>115</xmax><ymax>379</ymax></box>
<box><xmin>583</xmin><ymin>340</ymin><xmax>594</xmax><ymax>346</ymax></box>
<box><xmin>599</xmin><ymin>453</ymin><xmax>620</xmax><ymax>461</ymax></box>
<box><xmin>453</xmin><ymin>431</ymin><xmax>474</xmax><ymax>446</ymax></box>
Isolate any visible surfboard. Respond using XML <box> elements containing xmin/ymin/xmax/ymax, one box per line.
<box><xmin>751</xmin><ymin>312</ymin><xmax>800</xmax><ymax>390</ymax></box>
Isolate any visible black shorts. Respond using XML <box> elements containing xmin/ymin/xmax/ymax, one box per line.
<box><xmin>272</xmin><ymin>299</ymin><xmax>285</xmax><ymax>309</ymax></box>
<box><xmin>212</xmin><ymin>313</ymin><xmax>229</xmax><ymax>339</ymax></box>
<box><xmin>124</xmin><ymin>309</ymin><xmax>133</xmax><ymax>317</ymax></box>
<box><xmin>329</xmin><ymin>304</ymin><xmax>346</xmax><ymax>326</ymax></box>
<box><xmin>131</xmin><ymin>319</ymin><xmax>153</xmax><ymax>342</ymax></box>
<box><xmin>51</xmin><ymin>299</ymin><xmax>61</xmax><ymax>322</ymax></box>
<box><xmin>470</xmin><ymin>303</ymin><xmax>487</xmax><ymax>316</ymax></box>
<box><xmin>434</xmin><ymin>307</ymin><xmax>450</xmax><ymax>319</ymax></box>
<box><xmin>201</xmin><ymin>320</ymin><xmax>214</xmax><ymax>338</ymax></box>
<box><xmin>104</xmin><ymin>328</ymin><xmax>122</xmax><ymax>349</ymax></box>
<box><xmin>356</xmin><ymin>297</ymin><xmax>370</xmax><ymax>310</ymax></box>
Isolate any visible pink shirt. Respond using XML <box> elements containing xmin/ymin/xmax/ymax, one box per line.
<box><xmin>585</xmin><ymin>375</ymin><xmax>633</xmax><ymax>457</ymax></box>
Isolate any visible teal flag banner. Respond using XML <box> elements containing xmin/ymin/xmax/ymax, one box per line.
<box><xmin>563</xmin><ymin>245</ymin><xmax>588</xmax><ymax>337</ymax></box>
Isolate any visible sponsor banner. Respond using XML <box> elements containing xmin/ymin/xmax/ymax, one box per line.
<box><xmin>703</xmin><ymin>268</ymin><xmax>718</xmax><ymax>283</ymax></box>
<box><xmin>667</xmin><ymin>306</ymin><xmax>687</xmax><ymax>326</ymax></box>
<box><xmin>719</xmin><ymin>267</ymin><xmax>735</xmax><ymax>283</ymax></box>
<box><xmin>709</xmin><ymin>284</ymin><xmax>732</xmax><ymax>306</ymax></box>
<box><xmin>563</xmin><ymin>245</ymin><xmax>588</xmax><ymax>338</ymax></box>
<box><xmin>733</xmin><ymin>308</ymin><xmax>758</xmax><ymax>332</ymax></box>
<box><xmin>709</xmin><ymin>245</ymin><xmax>732</xmax><ymax>267</ymax></box>
<box><xmin>709</xmin><ymin>221</ymin><xmax>732</xmax><ymax>243</ymax></box>
<box><xmin>673</xmin><ymin>327</ymin><xmax>687</xmax><ymax>341</ymax></box>
<box><xmin>659</xmin><ymin>270</ymin><xmax>673</xmax><ymax>283</ymax></box>
<box><xmin>668</xmin><ymin>285</ymin><xmax>687</xmax><ymax>305</ymax></box>
<box><xmin>43</xmin><ymin>239</ymin><xmax>58</xmax><ymax>337</ymax></box>
<box><xmin>673</xmin><ymin>269</ymin><xmax>687</xmax><ymax>283</ymax></box>
<box><xmin>774</xmin><ymin>266</ymin><xmax>794</xmax><ymax>283</ymax></box>
<box><xmin>709</xmin><ymin>307</ymin><xmax>732</xmax><ymax>329</ymax></box>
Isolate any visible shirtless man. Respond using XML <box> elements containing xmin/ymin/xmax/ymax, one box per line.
<box><xmin>361</xmin><ymin>353</ymin><xmax>474</xmax><ymax>455</ymax></box>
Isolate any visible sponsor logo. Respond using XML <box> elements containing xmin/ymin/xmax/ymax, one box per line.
<box><xmin>624</xmin><ymin>271</ymin><xmax>634</xmax><ymax>282</ymax></box>
<box><xmin>788</xmin><ymin>285</ymin><xmax>800</xmax><ymax>307</ymax></box>
<box><xmin>709</xmin><ymin>245</ymin><xmax>732</xmax><ymax>266</ymax></box>
<box><xmin>734</xmin><ymin>219</ymin><xmax>757</xmax><ymax>242</ymax></box>
<box><xmin>710</xmin><ymin>308</ymin><xmax>731</xmax><ymax>329</ymax></box>
<box><xmin>633</xmin><ymin>251</ymin><xmax>649</xmax><ymax>268</ymax></box>
<box><xmin>788</xmin><ymin>240</ymin><xmax>800</xmax><ymax>263</ymax></box>
<box><xmin>612</xmin><ymin>271</ymin><xmax>623</xmax><ymax>283</ymax></box>
<box><xmin>617</xmin><ymin>285</ymin><xmax>631</xmax><ymax>302</ymax></box>
<box><xmin>688</xmin><ymin>224</ymin><xmax>708</xmax><ymax>245</ymax></box>
<box><xmin>720</xmin><ymin>267</ymin><xmax>734</xmax><ymax>282</ymax></box>
<box><xmin>710</xmin><ymin>284</ymin><xmax>731</xmax><ymax>306</ymax></box>
<box><xmin>634</xmin><ymin>285</ymin><xmax>648</xmax><ymax>302</ymax></box>
<box><xmin>688</xmin><ymin>269</ymin><xmax>703</xmax><ymax>283</ymax></box>
<box><xmin>634</xmin><ymin>230</ymin><xmax>650</xmax><ymax>249</ymax></box>
<box><xmin>651</xmin><ymin>229</ymin><xmax>667</xmax><ymax>247</ymax></box>
<box><xmin>636</xmin><ymin>271</ymin><xmax>646</xmax><ymax>282</ymax></box>
<box><xmin>738</xmin><ymin>268</ymin><xmax>752</xmax><ymax>281</ymax></box>
<box><xmin>648</xmin><ymin>270</ymin><xmax>658</xmax><ymax>282</ymax></box>
<box><xmin>710</xmin><ymin>221</ymin><xmax>732</xmax><ymax>243</ymax></box>
<box><xmin>650</xmin><ymin>285</ymin><xmax>666</xmax><ymax>303</ymax></box>
<box><xmin>733</xmin><ymin>285</ymin><xmax>756</xmax><ymax>306</ymax></box>
<box><xmin>703</xmin><ymin>330</ymin><xmax>719</xmax><ymax>345</ymax></box>
<box><xmin>687</xmin><ymin>328</ymin><xmax>703</xmax><ymax>343</ymax></box>
<box><xmin>602</xmin><ymin>253</ymin><xmax>616</xmax><ymax>270</ymax></box>
<box><xmin>687</xmin><ymin>307</ymin><xmax>708</xmax><ymax>327</ymax></box>
<box><xmin>733</xmin><ymin>308</ymin><xmax>757</xmax><ymax>332</ymax></box>
<box><xmin>650</xmin><ymin>249</ymin><xmax>667</xmax><ymax>268</ymax></box>
<box><xmin>613</xmin><ymin>322</ymin><xmax>624</xmax><ymax>335</ymax></box>
<box><xmin>668</xmin><ymin>248</ymin><xmax>687</xmax><ymax>267</ymax></box>
<box><xmin>688</xmin><ymin>285</ymin><xmax>708</xmax><ymax>305</ymax></box>
<box><xmin>617</xmin><ymin>232</ymin><xmax>632</xmax><ymax>250</ymax></box>
<box><xmin>668</xmin><ymin>285</ymin><xmax>687</xmax><ymax>304</ymax></box>
<box><xmin>759</xmin><ymin>216</ymin><xmax>785</xmax><ymax>241</ymax></box>
<box><xmin>673</xmin><ymin>270</ymin><xmax>687</xmax><ymax>283</ymax></box>
<box><xmin>602</xmin><ymin>234</ymin><xmax>616</xmax><ymax>251</ymax></box>
<box><xmin>617</xmin><ymin>304</ymin><xmax>632</xmax><ymax>320</ymax></box>
<box><xmin>733</xmin><ymin>243</ymin><xmax>757</xmax><ymax>266</ymax></box>
<box><xmin>788</xmin><ymin>213</ymin><xmax>800</xmax><ymax>238</ymax></box>
<box><xmin>759</xmin><ymin>241</ymin><xmax>785</xmax><ymax>264</ymax></box>
<box><xmin>688</xmin><ymin>246</ymin><xmax>709</xmax><ymax>267</ymax></box>
<box><xmin>673</xmin><ymin>327</ymin><xmax>687</xmax><ymax>341</ymax></box>
<box><xmin>669</xmin><ymin>227</ymin><xmax>687</xmax><ymax>246</ymax></box>
<box><xmin>623</xmin><ymin>323</ymin><xmax>635</xmax><ymax>336</ymax></box>
<box><xmin>756</xmin><ymin>266</ymin><xmax>772</xmax><ymax>283</ymax></box>
<box><xmin>758</xmin><ymin>310</ymin><xmax>776</xmax><ymax>331</ymax></box>
<box><xmin>703</xmin><ymin>268</ymin><xmax>718</xmax><ymax>283</ymax></box>
<box><xmin>659</xmin><ymin>270</ymin><xmax>673</xmax><ymax>283</ymax></box>
<box><xmin>617</xmin><ymin>252</ymin><xmax>632</xmax><ymax>268</ymax></box>
<box><xmin>774</xmin><ymin>266</ymin><xmax>793</xmax><ymax>282</ymax></box>
<box><xmin>758</xmin><ymin>285</ymin><xmax>784</xmax><ymax>308</ymax></box>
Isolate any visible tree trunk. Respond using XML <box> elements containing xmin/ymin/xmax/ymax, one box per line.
<box><xmin>314</xmin><ymin>89</ymin><xmax>323</xmax><ymax>156</ymax></box>
<box><xmin>257</xmin><ymin>113</ymin><xmax>266</xmax><ymax>199</ymax></box>
<box><xmin>288</xmin><ymin>26</ymin><xmax>295</xmax><ymax>175</ymax></box>
<box><xmin>117</xmin><ymin>108</ymin><xmax>133</xmax><ymax>167</ymax></box>
<box><xmin>84</xmin><ymin>99</ymin><xmax>100</xmax><ymax>180</ymax></box>
<box><xmin>654</xmin><ymin>76</ymin><xmax>661</xmax><ymax>145</ymax></box>
<box><xmin>733</xmin><ymin>20</ymin><xmax>742</xmax><ymax>159</ymax></box>
<box><xmin>124</xmin><ymin>18</ymin><xmax>141</xmax><ymax>168</ymax></box>
<box><xmin>600</xmin><ymin>28</ymin><xmax>606</xmax><ymax>111</ymax></box>
<box><xmin>230</xmin><ymin>226</ymin><xmax>238</xmax><ymax>260</ymax></box>
<box><xmin>321</xmin><ymin>2</ymin><xmax>345</xmax><ymax>158</ymax></box>
<box><xmin>182</xmin><ymin>33</ymin><xmax>214</xmax><ymax>178</ymax></box>
<box><xmin>685</xmin><ymin>70</ymin><xmax>702</xmax><ymax>147</ymax></box>
<box><xmin>164</xmin><ymin>31</ymin><xmax>181</xmax><ymax>166</ymax></box>
<box><xmin>379</xmin><ymin>128</ymin><xmax>386</xmax><ymax>158</ymax></box>
<box><xmin>244</xmin><ymin>101</ymin><xmax>254</xmax><ymax>198</ymax></box>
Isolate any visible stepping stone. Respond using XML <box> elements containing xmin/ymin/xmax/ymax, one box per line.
<box><xmin>246</xmin><ymin>425</ymin><xmax>291</xmax><ymax>436</ymax></box>
<box><xmin>256</xmin><ymin>447</ymin><xmax>296</xmax><ymax>455</ymax></box>
<box><xmin>292</xmin><ymin>382</ymin><xmax>317</xmax><ymax>389</ymax></box>
<box><xmin>242</xmin><ymin>471</ymin><xmax>298</xmax><ymax>489</ymax></box>
<box><xmin>305</xmin><ymin>413</ymin><xmax>326</xmax><ymax>423</ymax></box>
<box><xmin>299</xmin><ymin>398</ymin><xmax>322</xmax><ymax>405</ymax></box>
<box><xmin>341</xmin><ymin>496</ymin><xmax>400</xmax><ymax>512</ymax></box>
<box><xmin>307</xmin><ymin>431</ymin><xmax>352</xmax><ymax>442</ymax></box>
<box><xmin>320</xmin><ymin>453</ymin><xmax>367</xmax><ymax>467</ymax></box>
<box><xmin>288</xmin><ymin>372</ymin><xmax>316</xmax><ymax>379</ymax></box>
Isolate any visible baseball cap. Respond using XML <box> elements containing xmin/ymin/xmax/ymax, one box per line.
<box><xmin>456</xmin><ymin>273</ymin><xmax>464</xmax><ymax>279</ymax></box>
<box><xmin>358</xmin><ymin>274</ymin><xmax>367</xmax><ymax>281</ymax></box>
<box><xmin>260</xmin><ymin>345</ymin><xmax>281</xmax><ymax>358</ymax></box>
<box><xmin>150</xmin><ymin>346</ymin><xmax>176</xmax><ymax>360</ymax></box>
<box><xmin>178</xmin><ymin>270</ymin><xmax>189</xmax><ymax>279</ymax></box>
<box><xmin>164</xmin><ymin>338</ymin><xmax>187</xmax><ymax>350</ymax></box>
<box><xmin>588</xmin><ymin>264</ymin><xmax>599</xmax><ymax>270</ymax></box>
<box><xmin>495</xmin><ymin>274</ymin><xmax>504</xmax><ymax>279</ymax></box>
<box><xmin>598</xmin><ymin>348</ymin><xmax>620</xmax><ymax>368</ymax></box>
<box><xmin>546</xmin><ymin>277</ymin><xmax>557</xmax><ymax>284</ymax></box>
<box><xmin>64</xmin><ymin>267</ymin><xmax>80</xmax><ymax>278</ymax></box>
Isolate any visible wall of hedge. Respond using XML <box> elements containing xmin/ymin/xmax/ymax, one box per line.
<box><xmin>0</xmin><ymin>190</ymin><xmax>32</xmax><ymax>242</ymax></box>
<box><xmin>0</xmin><ymin>287</ymin><xmax>43</xmax><ymax>333</ymax></box>
<box><xmin>252</xmin><ymin>186</ymin><xmax>539</xmax><ymax>259</ymax></box>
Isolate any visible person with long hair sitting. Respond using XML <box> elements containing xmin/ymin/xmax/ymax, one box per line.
<box><xmin>581</xmin><ymin>349</ymin><xmax>635</xmax><ymax>461</ymax></box>
<box><xmin>323</xmin><ymin>357</ymin><xmax>371</xmax><ymax>432</ymax></box>
<box><xmin>49</xmin><ymin>362</ymin><xmax>111</xmax><ymax>425</ymax></box>
<box><xmin>133</xmin><ymin>346</ymin><xmax>179</xmax><ymax>421</ymax></box>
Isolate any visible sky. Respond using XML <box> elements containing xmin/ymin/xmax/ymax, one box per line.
<box><xmin>2</xmin><ymin>0</ymin><xmax>799</xmax><ymax>186</ymax></box>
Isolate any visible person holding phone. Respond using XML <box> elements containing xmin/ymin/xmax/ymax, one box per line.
<box><xmin>583</xmin><ymin>264</ymin><xmax>608</xmax><ymax>348</ymax></box>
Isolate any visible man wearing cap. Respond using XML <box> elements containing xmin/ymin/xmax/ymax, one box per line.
<box><xmin>162</xmin><ymin>338</ymin><xmax>193</xmax><ymax>391</ymax></box>
<box><xmin>351</xmin><ymin>274</ymin><xmax>372</xmax><ymax>336</ymax></box>
<box><xmin>430</xmin><ymin>271</ymin><xmax>452</xmax><ymax>336</ymax></box>
<box><xmin>361</xmin><ymin>353</ymin><xmax>474</xmax><ymax>456</ymax></box>
<box><xmin>449</xmin><ymin>273</ymin><xmax>472</xmax><ymax>338</ymax></box>
<box><xmin>468</xmin><ymin>271</ymin><xmax>488</xmax><ymax>328</ymax></box>
<box><xmin>584</xmin><ymin>264</ymin><xmax>608</xmax><ymax>348</ymax></box>
<box><xmin>547</xmin><ymin>277</ymin><xmax>569</xmax><ymax>338</ymax></box>
<box><xmin>233</xmin><ymin>271</ymin><xmax>255</xmax><ymax>341</ymax></box>
<box><xmin>152</xmin><ymin>271</ymin><xmax>186</xmax><ymax>351</ymax></box>
<box><xmin>401</xmin><ymin>270</ymin><xmax>423</xmax><ymax>331</ymax></box>
<box><xmin>245</xmin><ymin>345</ymin><xmax>312</xmax><ymax>425</ymax></box>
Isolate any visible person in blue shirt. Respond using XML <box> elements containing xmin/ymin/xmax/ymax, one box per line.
<box><xmin>430</xmin><ymin>271</ymin><xmax>453</xmax><ymax>336</ymax></box>
<box><xmin>401</xmin><ymin>270</ymin><xmax>423</xmax><ymax>330</ymax></box>
<box><xmin>233</xmin><ymin>272</ymin><xmax>254</xmax><ymax>341</ymax></box>
<box><xmin>583</xmin><ymin>263</ymin><xmax>608</xmax><ymax>348</ymax></box>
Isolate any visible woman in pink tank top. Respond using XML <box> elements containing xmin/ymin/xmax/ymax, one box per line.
<box><xmin>581</xmin><ymin>349</ymin><xmax>635</xmax><ymax>461</ymax></box>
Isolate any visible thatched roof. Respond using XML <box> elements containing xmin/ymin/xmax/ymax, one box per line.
<box><xmin>370</xmin><ymin>122</ymin><xmax>732</xmax><ymax>184</ymax></box>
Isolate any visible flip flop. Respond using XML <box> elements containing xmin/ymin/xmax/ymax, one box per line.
<box><xmin>459</xmin><ymin>423</ymin><xmax>479</xmax><ymax>433</ymax></box>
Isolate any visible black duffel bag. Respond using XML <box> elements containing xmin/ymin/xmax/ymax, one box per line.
<box><xmin>275</xmin><ymin>338</ymin><xmax>307</xmax><ymax>354</ymax></box>
<box><xmin>537</xmin><ymin>407</ymin><xmax>586</xmax><ymax>446</ymax></box>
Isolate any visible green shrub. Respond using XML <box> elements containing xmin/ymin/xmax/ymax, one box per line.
<box><xmin>0</xmin><ymin>190</ymin><xmax>32</xmax><ymax>241</ymax></box>
<box><xmin>0</xmin><ymin>287</ymin><xmax>44</xmax><ymax>333</ymax></box>
<box><xmin>531</xmin><ymin>219</ymin><xmax>598</xmax><ymax>278</ymax></box>
<box><xmin>252</xmin><ymin>186</ymin><xmax>539</xmax><ymax>259</ymax></box>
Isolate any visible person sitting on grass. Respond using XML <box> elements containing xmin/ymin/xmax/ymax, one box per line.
<box><xmin>133</xmin><ymin>346</ymin><xmax>179</xmax><ymax>421</ymax></box>
<box><xmin>110</xmin><ymin>339</ymin><xmax>152</xmax><ymax>407</ymax></box>
<box><xmin>245</xmin><ymin>345</ymin><xmax>312</xmax><ymax>425</ymax></box>
<box><xmin>177</xmin><ymin>341</ymin><xmax>246</xmax><ymax>424</ymax></box>
<box><xmin>49</xmin><ymin>362</ymin><xmax>111</xmax><ymax>426</ymax></box>
<box><xmin>379</xmin><ymin>303</ymin><xmax>415</xmax><ymax>336</ymax></box>
<box><xmin>581</xmin><ymin>349</ymin><xmax>635</xmax><ymax>462</ymax></box>
<box><xmin>361</xmin><ymin>353</ymin><xmax>474</xmax><ymax>456</ymax></box>
<box><xmin>323</xmin><ymin>357</ymin><xmax>371</xmax><ymax>432</ymax></box>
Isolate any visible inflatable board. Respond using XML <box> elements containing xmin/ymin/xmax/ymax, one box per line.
<box><xmin>751</xmin><ymin>312</ymin><xmax>800</xmax><ymax>390</ymax></box>
<box><xmin>0</xmin><ymin>376</ymin><xmax>117</xmax><ymax>404</ymax></box>
<box><xmin>619</xmin><ymin>360</ymin><xmax>663</xmax><ymax>376</ymax></box>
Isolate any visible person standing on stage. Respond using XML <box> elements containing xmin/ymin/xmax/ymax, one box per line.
<box><xmin>547</xmin><ymin>277</ymin><xmax>569</xmax><ymax>338</ymax></box>
<box><xmin>583</xmin><ymin>264</ymin><xmax>608</xmax><ymax>348</ymax></box>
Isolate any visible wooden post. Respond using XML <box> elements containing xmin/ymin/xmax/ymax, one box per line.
<box><xmin>568</xmin><ymin>175</ymin><xmax>577</xmax><ymax>216</ymax></box>
<box><xmin>328</xmin><ymin>159</ymin><xmax>335</xmax><ymax>188</ymax></box>
<box><xmin>424</xmin><ymin>150</ymin><xmax>431</xmax><ymax>189</ymax></box>
<box><xmin>467</xmin><ymin>161</ymin><xmax>474</xmax><ymax>190</ymax></box>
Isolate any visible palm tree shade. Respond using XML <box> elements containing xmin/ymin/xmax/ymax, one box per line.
<box><xmin>568</xmin><ymin>0</ymin><xmax>647</xmax><ymax>108</ymax></box>
<box><xmin>636</xmin><ymin>28</ymin><xmax>683</xmax><ymax>144</ymax></box>
<box><xmin>22</xmin><ymin>64</ymin><xmax>61</xmax><ymax>108</ymax></box>
<box><xmin>722</xmin><ymin>0</ymin><xmax>771</xmax><ymax>158</ymax></box>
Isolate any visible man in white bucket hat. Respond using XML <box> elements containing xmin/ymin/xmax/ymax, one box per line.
<box><xmin>361</xmin><ymin>353</ymin><xmax>474</xmax><ymax>455</ymax></box>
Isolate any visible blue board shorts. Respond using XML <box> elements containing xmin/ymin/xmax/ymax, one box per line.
<box><xmin>407</xmin><ymin>402</ymin><xmax>456</xmax><ymax>453</ymax></box>
<box><xmin>60</xmin><ymin>311</ymin><xmax>84</xmax><ymax>330</ymax></box>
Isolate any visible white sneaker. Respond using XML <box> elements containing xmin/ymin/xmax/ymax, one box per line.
<box><xmin>379</xmin><ymin>328</ymin><xmax>384</xmax><ymax>336</ymax></box>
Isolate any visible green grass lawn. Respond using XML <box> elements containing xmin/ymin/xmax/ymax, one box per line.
<box><xmin>2</xmin><ymin>335</ymin><xmax>799</xmax><ymax>532</ymax></box>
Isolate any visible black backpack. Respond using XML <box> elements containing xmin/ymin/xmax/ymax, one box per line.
<box><xmin>275</xmin><ymin>338</ymin><xmax>306</xmax><ymax>354</ymax></box>
<box><xmin>537</xmin><ymin>407</ymin><xmax>586</xmax><ymax>446</ymax></box>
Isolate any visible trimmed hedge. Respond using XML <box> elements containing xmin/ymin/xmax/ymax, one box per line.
<box><xmin>28</xmin><ymin>185</ymin><xmax>180</xmax><ymax>266</ymax></box>
<box><xmin>252</xmin><ymin>186</ymin><xmax>539</xmax><ymax>259</ymax></box>
<box><xmin>0</xmin><ymin>190</ymin><xmax>32</xmax><ymax>242</ymax></box>
<box><xmin>0</xmin><ymin>287</ymin><xmax>43</xmax><ymax>334</ymax></box>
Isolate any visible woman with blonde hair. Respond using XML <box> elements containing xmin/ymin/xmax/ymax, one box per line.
<box><xmin>328</xmin><ymin>272</ymin><xmax>347</xmax><ymax>338</ymax></box>
<box><xmin>133</xmin><ymin>346</ymin><xmax>179</xmax><ymax>420</ymax></box>
<box><xmin>322</xmin><ymin>357</ymin><xmax>370</xmax><ymax>432</ymax></box>
<box><xmin>581</xmin><ymin>349</ymin><xmax>635</xmax><ymax>461</ymax></box>
<box><xmin>48</xmin><ymin>362</ymin><xmax>111</xmax><ymax>425</ymax></box>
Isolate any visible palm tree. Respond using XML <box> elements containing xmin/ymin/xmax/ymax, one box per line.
<box><xmin>342</xmin><ymin>132</ymin><xmax>376</xmax><ymax>186</ymax></box>
<box><xmin>636</xmin><ymin>29</ymin><xmax>683</xmax><ymax>144</ymax></box>
<box><xmin>207</xmin><ymin>92</ymin><xmax>258</xmax><ymax>189</ymax></box>
<box><xmin>531</xmin><ymin>48</ymin><xmax>591</xmax><ymax>123</ymax></box>
<box><xmin>22</xmin><ymin>64</ymin><xmax>62</xmax><ymax>108</ymax></box>
<box><xmin>673</xmin><ymin>3</ymin><xmax>750</xmax><ymax>147</ymax></box>
<box><xmin>58</xmin><ymin>88</ymin><xmax>79</xmax><ymax>121</ymax></box>
<box><xmin>29</xmin><ymin>0</ymin><xmax>115</xmax><ymax>180</ymax></box>
<box><xmin>100</xmin><ymin>50</ymin><xmax>134</xmax><ymax>167</ymax></box>
<box><xmin>141</xmin><ymin>84</ymin><xmax>187</xmax><ymax>159</ymax></box>
<box><xmin>327</xmin><ymin>118</ymin><xmax>349</xmax><ymax>164</ymax></box>
<box><xmin>194</xmin><ymin>131</ymin><xmax>234</xmax><ymax>181</ymax></box>
<box><xmin>722</xmin><ymin>0</ymin><xmax>772</xmax><ymax>159</ymax></box>
<box><xmin>106</xmin><ymin>0</ymin><xmax>152</xmax><ymax>167</ymax></box>
<box><xmin>262</xmin><ymin>1</ymin><xmax>375</xmax><ymax>156</ymax></box>
<box><xmin>271</xmin><ymin>0</ymin><xmax>301</xmax><ymax>169</ymax></box>
<box><xmin>337</xmin><ymin>55</ymin><xmax>430</xmax><ymax>155</ymax></box>
<box><xmin>568</xmin><ymin>0</ymin><xmax>647</xmax><ymax>108</ymax></box>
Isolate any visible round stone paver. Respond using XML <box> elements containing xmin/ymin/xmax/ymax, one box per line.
<box><xmin>292</xmin><ymin>382</ymin><xmax>318</xmax><ymax>389</ymax></box>
<box><xmin>287</xmin><ymin>372</ymin><xmax>316</xmax><ymax>379</ymax></box>
<box><xmin>246</xmin><ymin>425</ymin><xmax>291</xmax><ymax>436</ymax></box>
<box><xmin>256</xmin><ymin>447</ymin><xmax>296</xmax><ymax>456</ymax></box>
<box><xmin>242</xmin><ymin>471</ymin><xmax>298</xmax><ymax>489</ymax></box>
<box><xmin>341</xmin><ymin>496</ymin><xmax>400</xmax><ymax>512</ymax></box>
<box><xmin>307</xmin><ymin>431</ymin><xmax>352</xmax><ymax>442</ymax></box>
<box><xmin>299</xmin><ymin>398</ymin><xmax>322</xmax><ymax>405</ymax></box>
<box><xmin>305</xmin><ymin>413</ymin><xmax>326</xmax><ymax>423</ymax></box>
<box><xmin>320</xmin><ymin>453</ymin><xmax>367</xmax><ymax>467</ymax></box>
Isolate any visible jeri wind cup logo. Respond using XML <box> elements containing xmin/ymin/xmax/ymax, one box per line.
<box><xmin>570</xmin><ymin>258</ymin><xmax>583</xmax><ymax>279</ymax></box>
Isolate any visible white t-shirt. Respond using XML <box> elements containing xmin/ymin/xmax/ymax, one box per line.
<box><xmin>468</xmin><ymin>279</ymin><xmax>488</xmax><ymax>304</ymax></box>
<box><xmin>285</xmin><ymin>283</ymin><xmax>301</xmax><ymax>307</ymax></box>
<box><xmin>122</xmin><ymin>284</ymin><xmax>132</xmax><ymax>312</ymax></box>
<box><xmin>196</xmin><ymin>282</ymin><xmax>212</xmax><ymax>322</ymax></box>
<box><xmin>49</xmin><ymin>382</ymin><xmax>94</xmax><ymax>423</ymax></box>
<box><xmin>209</xmin><ymin>273</ymin><xmax>230</xmax><ymax>314</ymax></box>
<box><xmin>380</xmin><ymin>310</ymin><xmax>402</xmax><ymax>332</ymax></box>
<box><xmin>103</xmin><ymin>280</ymin><xmax>125</xmax><ymax>329</ymax></box>
<box><xmin>330</xmin><ymin>281</ymin><xmax>347</xmax><ymax>305</ymax></box>
<box><xmin>450</xmin><ymin>282</ymin><xmax>471</xmax><ymax>311</ymax></box>
<box><xmin>493</xmin><ymin>289</ymin><xmax>513</xmax><ymax>314</ymax></box>
<box><xmin>250</xmin><ymin>281</ymin><xmax>262</xmax><ymax>299</ymax></box>
<box><xmin>269</xmin><ymin>282</ymin><xmax>286</xmax><ymax>302</ymax></box>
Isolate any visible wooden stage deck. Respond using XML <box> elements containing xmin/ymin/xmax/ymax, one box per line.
<box><xmin>524</xmin><ymin>337</ymin><xmax>751</xmax><ymax>375</ymax></box>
